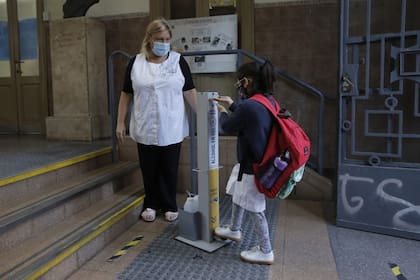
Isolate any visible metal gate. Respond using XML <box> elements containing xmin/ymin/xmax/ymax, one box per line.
<box><xmin>337</xmin><ymin>0</ymin><xmax>420</xmax><ymax>240</ymax></box>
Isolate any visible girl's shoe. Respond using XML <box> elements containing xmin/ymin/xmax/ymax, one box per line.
<box><xmin>164</xmin><ymin>211</ymin><xmax>178</xmax><ymax>222</ymax></box>
<box><xmin>240</xmin><ymin>246</ymin><xmax>274</xmax><ymax>265</ymax></box>
<box><xmin>141</xmin><ymin>208</ymin><xmax>156</xmax><ymax>222</ymax></box>
<box><xmin>214</xmin><ymin>225</ymin><xmax>241</xmax><ymax>241</ymax></box>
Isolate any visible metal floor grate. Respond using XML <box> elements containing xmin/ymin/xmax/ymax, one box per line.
<box><xmin>118</xmin><ymin>196</ymin><xmax>279</xmax><ymax>280</ymax></box>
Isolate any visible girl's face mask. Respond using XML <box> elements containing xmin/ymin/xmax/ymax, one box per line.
<box><xmin>235</xmin><ymin>77</ymin><xmax>251</xmax><ymax>98</ymax></box>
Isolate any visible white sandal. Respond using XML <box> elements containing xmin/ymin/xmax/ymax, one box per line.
<box><xmin>164</xmin><ymin>211</ymin><xmax>178</xmax><ymax>222</ymax></box>
<box><xmin>141</xmin><ymin>208</ymin><xmax>156</xmax><ymax>222</ymax></box>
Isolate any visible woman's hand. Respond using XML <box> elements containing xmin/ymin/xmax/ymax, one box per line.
<box><xmin>116</xmin><ymin>122</ymin><xmax>126</xmax><ymax>145</ymax></box>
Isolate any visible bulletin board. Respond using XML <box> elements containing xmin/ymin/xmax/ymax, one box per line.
<box><xmin>169</xmin><ymin>14</ymin><xmax>237</xmax><ymax>73</ymax></box>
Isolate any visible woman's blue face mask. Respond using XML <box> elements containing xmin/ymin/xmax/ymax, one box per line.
<box><xmin>152</xmin><ymin>41</ymin><xmax>170</xmax><ymax>57</ymax></box>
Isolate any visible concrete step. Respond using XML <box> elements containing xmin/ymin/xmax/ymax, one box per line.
<box><xmin>0</xmin><ymin>150</ymin><xmax>112</xmax><ymax>215</ymax></box>
<box><xmin>288</xmin><ymin>166</ymin><xmax>334</xmax><ymax>201</ymax></box>
<box><xmin>0</xmin><ymin>161</ymin><xmax>144</xmax><ymax>280</ymax></box>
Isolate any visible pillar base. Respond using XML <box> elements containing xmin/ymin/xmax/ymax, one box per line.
<box><xmin>46</xmin><ymin>115</ymin><xmax>110</xmax><ymax>141</ymax></box>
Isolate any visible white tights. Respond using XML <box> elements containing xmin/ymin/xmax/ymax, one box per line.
<box><xmin>230</xmin><ymin>203</ymin><xmax>272</xmax><ymax>253</ymax></box>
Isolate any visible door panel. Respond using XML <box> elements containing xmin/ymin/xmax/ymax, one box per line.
<box><xmin>337</xmin><ymin>0</ymin><xmax>420</xmax><ymax>240</ymax></box>
<box><xmin>0</xmin><ymin>0</ymin><xmax>45</xmax><ymax>134</ymax></box>
<box><xmin>17</xmin><ymin>0</ymin><xmax>39</xmax><ymax>77</ymax></box>
<box><xmin>0</xmin><ymin>83</ymin><xmax>18</xmax><ymax>131</ymax></box>
<box><xmin>20</xmin><ymin>81</ymin><xmax>41</xmax><ymax>132</ymax></box>
<box><xmin>0</xmin><ymin>0</ymin><xmax>17</xmax><ymax>132</ymax></box>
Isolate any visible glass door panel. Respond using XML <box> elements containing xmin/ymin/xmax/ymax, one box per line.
<box><xmin>17</xmin><ymin>0</ymin><xmax>38</xmax><ymax>76</ymax></box>
<box><xmin>0</xmin><ymin>0</ymin><xmax>11</xmax><ymax>77</ymax></box>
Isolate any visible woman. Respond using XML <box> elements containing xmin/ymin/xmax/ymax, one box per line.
<box><xmin>213</xmin><ymin>61</ymin><xmax>276</xmax><ymax>265</ymax></box>
<box><xmin>116</xmin><ymin>18</ymin><xmax>197</xmax><ymax>222</ymax></box>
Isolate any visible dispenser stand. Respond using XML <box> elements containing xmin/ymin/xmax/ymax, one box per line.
<box><xmin>175</xmin><ymin>92</ymin><xmax>227</xmax><ymax>252</ymax></box>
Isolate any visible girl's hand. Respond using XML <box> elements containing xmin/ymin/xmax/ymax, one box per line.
<box><xmin>213</xmin><ymin>95</ymin><xmax>234</xmax><ymax>106</ymax></box>
<box><xmin>215</xmin><ymin>102</ymin><xmax>228</xmax><ymax>113</ymax></box>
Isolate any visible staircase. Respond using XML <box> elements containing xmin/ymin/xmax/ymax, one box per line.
<box><xmin>290</xmin><ymin>166</ymin><xmax>334</xmax><ymax>201</ymax></box>
<box><xmin>0</xmin><ymin>150</ymin><xmax>144</xmax><ymax>280</ymax></box>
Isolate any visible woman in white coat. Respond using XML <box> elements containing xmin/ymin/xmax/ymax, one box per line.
<box><xmin>116</xmin><ymin>18</ymin><xmax>197</xmax><ymax>222</ymax></box>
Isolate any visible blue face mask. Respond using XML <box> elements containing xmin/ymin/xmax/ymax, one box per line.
<box><xmin>152</xmin><ymin>41</ymin><xmax>170</xmax><ymax>57</ymax></box>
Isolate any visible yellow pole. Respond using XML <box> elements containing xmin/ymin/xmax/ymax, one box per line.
<box><xmin>209</xmin><ymin>167</ymin><xmax>219</xmax><ymax>231</ymax></box>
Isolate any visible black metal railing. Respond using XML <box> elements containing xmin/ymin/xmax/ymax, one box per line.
<box><xmin>107</xmin><ymin>49</ymin><xmax>328</xmax><ymax>187</ymax></box>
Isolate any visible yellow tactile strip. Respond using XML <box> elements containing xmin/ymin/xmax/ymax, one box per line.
<box><xmin>0</xmin><ymin>147</ymin><xmax>112</xmax><ymax>187</ymax></box>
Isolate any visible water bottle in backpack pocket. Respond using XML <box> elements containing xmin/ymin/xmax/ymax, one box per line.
<box><xmin>260</xmin><ymin>151</ymin><xmax>290</xmax><ymax>189</ymax></box>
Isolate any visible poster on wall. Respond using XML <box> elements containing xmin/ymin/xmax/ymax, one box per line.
<box><xmin>169</xmin><ymin>14</ymin><xmax>237</xmax><ymax>73</ymax></box>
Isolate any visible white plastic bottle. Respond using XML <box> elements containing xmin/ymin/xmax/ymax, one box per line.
<box><xmin>184</xmin><ymin>193</ymin><xmax>199</xmax><ymax>213</ymax></box>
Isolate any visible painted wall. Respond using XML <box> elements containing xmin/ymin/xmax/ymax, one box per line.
<box><xmin>42</xmin><ymin>0</ymin><xmax>340</xmax><ymax>174</ymax></box>
<box><xmin>43</xmin><ymin>0</ymin><xmax>65</xmax><ymax>20</ymax></box>
<box><xmin>43</xmin><ymin>0</ymin><xmax>312</xmax><ymax>20</ymax></box>
<box><xmin>86</xmin><ymin>0</ymin><xmax>149</xmax><ymax>17</ymax></box>
<box><xmin>255</xmin><ymin>0</ymin><xmax>308</xmax><ymax>3</ymax></box>
<box><xmin>43</xmin><ymin>0</ymin><xmax>149</xmax><ymax>20</ymax></box>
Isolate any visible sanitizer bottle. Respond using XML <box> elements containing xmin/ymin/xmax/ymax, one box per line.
<box><xmin>183</xmin><ymin>192</ymin><xmax>199</xmax><ymax>213</ymax></box>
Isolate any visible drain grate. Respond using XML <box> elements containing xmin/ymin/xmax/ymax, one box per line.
<box><xmin>118</xmin><ymin>196</ymin><xmax>279</xmax><ymax>280</ymax></box>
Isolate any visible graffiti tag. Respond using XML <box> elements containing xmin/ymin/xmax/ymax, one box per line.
<box><xmin>339</xmin><ymin>173</ymin><xmax>420</xmax><ymax>232</ymax></box>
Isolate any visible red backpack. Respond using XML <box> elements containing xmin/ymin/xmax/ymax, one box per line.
<box><xmin>250</xmin><ymin>94</ymin><xmax>311</xmax><ymax>199</ymax></box>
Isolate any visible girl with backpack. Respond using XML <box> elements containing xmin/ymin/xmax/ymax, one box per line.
<box><xmin>213</xmin><ymin>60</ymin><xmax>276</xmax><ymax>265</ymax></box>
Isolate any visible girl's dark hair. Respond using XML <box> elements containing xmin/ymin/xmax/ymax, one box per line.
<box><xmin>237</xmin><ymin>60</ymin><xmax>276</xmax><ymax>95</ymax></box>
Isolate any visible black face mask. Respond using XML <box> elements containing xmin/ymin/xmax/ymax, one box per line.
<box><xmin>235</xmin><ymin>77</ymin><xmax>250</xmax><ymax>99</ymax></box>
<box><xmin>237</xmin><ymin>86</ymin><xmax>249</xmax><ymax>99</ymax></box>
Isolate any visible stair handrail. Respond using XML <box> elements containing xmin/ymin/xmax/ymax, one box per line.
<box><xmin>107</xmin><ymin>50</ymin><xmax>132</xmax><ymax>163</ymax></box>
<box><xmin>107</xmin><ymin>49</ymin><xmax>328</xmax><ymax>181</ymax></box>
<box><xmin>182</xmin><ymin>49</ymin><xmax>327</xmax><ymax>174</ymax></box>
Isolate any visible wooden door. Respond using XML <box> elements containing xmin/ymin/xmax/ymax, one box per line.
<box><xmin>0</xmin><ymin>0</ymin><xmax>47</xmax><ymax>134</ymax></box>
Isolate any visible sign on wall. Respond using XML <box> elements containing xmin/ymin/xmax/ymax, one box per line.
<box><xmin>169</xmin><ymin>14</ymin><xmax>237</xmax><ymax>73</ymax></box>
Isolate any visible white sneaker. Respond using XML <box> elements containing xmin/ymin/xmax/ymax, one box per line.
<box><xmin>240</xmin><ymin>246</ymin><xmax>274</xmax><ymax>265</ymax></box>
<box><xmin>164</xmin><ymin>211</ymin><xmax>178</xmax><ymax>222</ymax></box>
<box><xmin>214</xmin><ymin>225</ymin><xmax>241</xmax><ymax>241</ymax></box>
<box><xmin>141</xmin><ymin>208</ymin><xmax>156</xmax><ymax>222</ymax></box>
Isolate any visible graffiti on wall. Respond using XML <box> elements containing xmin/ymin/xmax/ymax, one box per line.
<box><xmin>339</xmin><ymin>173</ymin><xmax>420</xmax><ymax>232</ymax></box>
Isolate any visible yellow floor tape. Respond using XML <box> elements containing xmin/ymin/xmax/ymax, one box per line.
<box><xmin>27</xmin><ymin>195</ymin><xmax>144</xmax><ymax>280</ymax></box>
<box><xmin>389</xmin><ymin>263</ymin><xmax>408</xmax><ymax>280</ymax></box>
<box><xmin>107</xmin><ymin>235</ymin><xmax>144</xmax><ymax>262</ymax></box>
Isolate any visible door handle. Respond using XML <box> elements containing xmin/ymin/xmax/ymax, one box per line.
<box><xmin>15</xmin><ymin>60</ymin><xmax>23</xmax><ymax>74</ymax></box>
<box><xmin>341</xmin><ymin>74</ymin><xmax>353</xmax><ymax>93</ymax></box>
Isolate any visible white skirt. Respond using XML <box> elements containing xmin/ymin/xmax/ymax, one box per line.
<box><xmin>226</xmin><ymin>164</ymin><xmax>266</xmax><ymax>213</ymax></box>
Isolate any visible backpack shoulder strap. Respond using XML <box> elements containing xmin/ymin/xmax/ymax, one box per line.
<box><xmin>250</xmin><ymin>93</ymin><xmax>281</xmax><ymax>117</ymax></box>
<box><xmin>251</xmin><ymin>94</ymin><xmax>292</xmax><ymax>120</ymax></box>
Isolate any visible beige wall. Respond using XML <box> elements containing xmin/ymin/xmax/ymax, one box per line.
<box><xmin>44</xmin><ymin>1</ymin><xmax>326</xmax><ymax>19</ymax></box>
<box><xmin>48</xmin><ymin>1</ymin><xmax>339</xmax><ymax>173</ymax></box>
<box><xmin>43</xmin><ymin>0</ymin><xmax>149</xmax><ymax>20</ymax></box>
<box><xmin>86</xmin><ymin>0</ymin><xmax>149</xmax><ymax>17</ymax></box>
<box><xmin>43</xmin><ymin>0</ymin><xmax>65</xmax><ymax>20</ymax></box>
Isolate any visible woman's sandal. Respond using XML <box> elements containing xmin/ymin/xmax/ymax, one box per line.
<box><xmin>164</xmin><ymin>211</ymin><xmax>178</xmax><ymax>222</ymax></box>
<box><xmin>141</xmin><ymin>208</ymin><xmax>156</xmax><ymax>222</ymax></box>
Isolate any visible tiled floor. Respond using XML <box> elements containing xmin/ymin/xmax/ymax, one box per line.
<box><xmin>67</xmin><ymin>198</ymin><xmax>340</xmax><ymax>280</ymax></box>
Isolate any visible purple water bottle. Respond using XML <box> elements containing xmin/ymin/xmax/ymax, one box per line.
<box><xmin>260</xmin><ymin>153</ymin><xmax>289</xmax><ymax>189</ymax></box>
